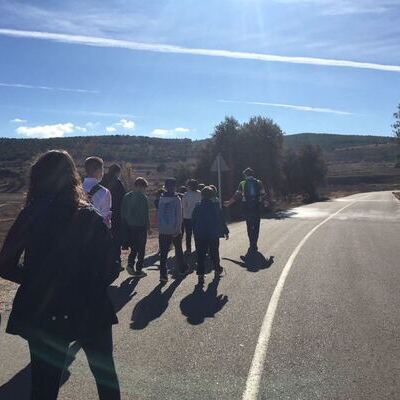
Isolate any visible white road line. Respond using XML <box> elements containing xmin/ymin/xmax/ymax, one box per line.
<box><xmin>242</xmin><ymin>200</ymin><xmax>358</xmax><ymax>400</ymax></box>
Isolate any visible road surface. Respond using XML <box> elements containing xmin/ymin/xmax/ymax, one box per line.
<box><xmin>1</xmin><ymin>191</ymin><xmax>399</xmax><ymax>399</ymax></box>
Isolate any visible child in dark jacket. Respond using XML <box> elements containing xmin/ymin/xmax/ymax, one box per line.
<box><xmin>192</xmin><ymin>186</ymin><xmax>229</xmax><ymax>283</ymax></box>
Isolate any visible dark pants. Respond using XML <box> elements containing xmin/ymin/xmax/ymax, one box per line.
<box><xmin>195</xmin><ymin>237</ymin><xmax>220</xmax><ymax>275</ymax></box>
<box><xmin>28</xmin><ymin>327</ymin><xmax>120</xmax><ymax>400</ymax></box>
<box><xmin>159</xmin><ymin>234</ymin><xmax>185</xmax><ymax>275</ymax></box>
<box><xmin>111</xmin><ymin>224</ymin><xmax>122</xmax><ymax>264</ymax></box>
<box><xmin>183</xmin><ymin>219</ymin><xmax>193</xmax><ymax>251</ymax></box>
<box><xmin>245</xmin><ymin>214</ymin><xmax>261</xmax><ymax>249</ymax></box>
<box><xmin>127</xmin><ymin>226</ymin><xmax>147</xmax><ymax>271</ymax></box>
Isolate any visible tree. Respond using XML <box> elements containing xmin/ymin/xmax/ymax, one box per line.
<box><xmin>392</xmin><ymin>103</ymin><xmax>400</xmax><ymax>140</ymax></box>
<box><xmin>298</xmin><ymin>145</ymin><xmax>327</xmax><ymax>201</ymax></box>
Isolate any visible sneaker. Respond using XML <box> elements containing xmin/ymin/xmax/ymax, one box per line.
<box><xmin>126</xmin><ymin>265</ymin><xmax>135</xmax><ymax>276</ymax></box>
<box><xmin>160</xmin><ymin>274</ymin><xmax>168</xmax><ymax>283</ymax></box>
<box><xmin>134</xmin><ymin>270</ymin><xmax>147</xmax><ymax>278</ymax></box>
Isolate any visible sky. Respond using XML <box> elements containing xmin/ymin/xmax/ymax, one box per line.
<box><xmin>0</xmin><ymin>0</ymin><xmax>399</xmax><ymax>140</ymax></box>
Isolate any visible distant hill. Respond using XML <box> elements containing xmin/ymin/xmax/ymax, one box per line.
<box><xmin>0</xmin><ymin>132</ymin><xmax>399</xmax><ymax>193</ymax></box>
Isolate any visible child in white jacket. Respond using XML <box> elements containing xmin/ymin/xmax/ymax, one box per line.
<box><xmin>182</xmin><ymin>179</ymin><xmax>201</xmax><ymax>254</ymax></box>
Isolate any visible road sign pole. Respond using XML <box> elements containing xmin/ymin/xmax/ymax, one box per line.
<box><xmin>217</xmin><ymin>154</ymin><xmax>222</xmax><ymax>209</ymax></box>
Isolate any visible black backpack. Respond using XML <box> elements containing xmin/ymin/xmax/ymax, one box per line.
<box><xmin>87</xmin><ymin>184</ymin><xmax>103</xmax><ymax>204</ymax></box>
<box><xmin>244</xmin><ymin>178</ymin><xmax>261</xmax><ymax>202</ymax></box>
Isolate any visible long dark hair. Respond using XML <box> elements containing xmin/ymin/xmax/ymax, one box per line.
<box><xmin>26</xmin><ymin>150</ymin><xmax>88</xmax><ymax>208</ymax></box>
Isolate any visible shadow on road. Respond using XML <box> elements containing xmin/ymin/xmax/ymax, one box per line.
<box><xmin>108</xmin><ymin>277</ymin><xmax>140</xmax><ymax>313</ymax></box>
<box><xmin>0</xmin><ymin>363</ymin><xmax>31</xmax><ymax>399</ymax></box>
<box><xmin>180</xmin><ymin>277</ymin><xmax>228</xmax><ymax>325</ymax></box>
<box><xmin>223</xmin><ymin>251</ymin><xmax>274</xmax><ymax>273</ymax></box>
<box><xmin>130</xmin><ymin>278</ymin><xmax>184</xmax><ymax>330</ymax></box>
<box><xmin>262</xmin><ymin>210</ymin><xmax>297</xmax><ymax>220</ymax></box>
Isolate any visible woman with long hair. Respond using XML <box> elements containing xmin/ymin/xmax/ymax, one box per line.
<box><xmin>0</xmin><ymin>150</ymin><xmax>121</xmax><ymax>400</ymax></box>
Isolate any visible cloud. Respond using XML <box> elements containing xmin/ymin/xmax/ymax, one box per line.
<box><xmin>116</xmin><ymin>118</ymin><xmax>135</xmax><ymax>129</ymax></box>
<box><xmin>0</xmin><ymin>81</ymin><xmax>99</xmax><ymax>94</ymax></box>
<box><xmin>151</xmin><ymin>127</ymin><xmax>191</xmax><ymax>138</ymax></box>
<box><xmin>106</xmin><ymin>126</ymin><xmax>117</xmax><ymax>133</ymax></box>
<box><xmin>0</xmin><ymin>28</ymin><xmax>399</xmax><ymax>73</ymax></box>
<box><xmin>10</xmin><ymin>118</ymin><xmax>27</xmax><ymax>123</ymax></box>
<box><xmin>219</xmin><ymin>99</ymin><xmax>354</xmax><ymax>115</ymax></box>
<box><xmin>16</xmin><ymin>123</ymin><xmax>75</xmax><ymax>138</ymax></box>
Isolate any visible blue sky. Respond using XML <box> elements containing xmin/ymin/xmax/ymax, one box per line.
<box><xmin>0</xmin><ymin>0</ymin><xmax>399</xmax><ymax>139</ymax></box>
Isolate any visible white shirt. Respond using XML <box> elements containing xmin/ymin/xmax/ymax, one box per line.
<box><xmin>83</xmin><ymin>177</ymin><xmax>112</xmax><ymax>228</ymax></box>
<box><xmin>182</xmin><ymin>190</ymin><xmax>201</xmax><ymax>219</ymax></box>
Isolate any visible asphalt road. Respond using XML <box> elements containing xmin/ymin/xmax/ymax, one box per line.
<box><xmin>1</xmin><ymin>191</ymin><xmax>399</xmax><ymax>400</ymax></box>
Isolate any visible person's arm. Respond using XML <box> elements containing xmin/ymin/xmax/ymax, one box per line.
<box><xmin>145</xmin><ymin>197</ymin><xmax>151</xmax><ymax>233</ymax></box>
<box><xmin>224</xmin><ymin>182</ymin><xmax>243</xmax><ymax>207</ymax></box>
<box><xmin>101</xmin><ymin>189</ymin><xmax>112</xmax><ymax>228</ymax></box>
<box><xmin>218</xmin><ymin>207</ymin><xmax>230</xmax><ymax>239</ymax></box>
<box><xmin>0</xmin><ymin>210</ymin><xmax>29</xmax><ymax>284</ymax></box>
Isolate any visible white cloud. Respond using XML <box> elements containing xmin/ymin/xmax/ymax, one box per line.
<box><xmin>106</xmin><ymin>126</ymin><xmax>117</xmax><ymax>133</ymax></box>
<box><xmin>0</xmin><ymin>28</ymin><xmax>399</xmax><ymax>73</ymax></box>
<box><xmin>0</xmin><ymin>81</ymin><xmax>99</xmax><ymax>94</ymax></box>
<box><xmin>151</xmin><ymin>127</ymin><xmax>191</xmax><ymax>138</ymax></box>
<box><xmin>116</xmin><ymin>118</ymin><xmax>135</xmax><ymax>129</ymax></box>
<box><xmin>75</xmin><ymin>126</ymin><xmax>87</xmax><ymax>133</ymax></box>
<box><xmin>10</xmin><ymin>118</ymin><xmax>27</xmax><ymax>123</ymax></box>
<box><xmin>16</xmin><ymin>122</ymin><xmax>75</xmax><ymax>138</ymax></box>
<box><xmin>219</xmin><ymin>100</ymin><xmax>355</xmax><ymax>115</ymax></box>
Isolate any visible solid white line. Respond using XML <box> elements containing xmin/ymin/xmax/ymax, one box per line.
<box><xmin>242</xmin><ymin>200</ymin><xmax>358</xmax><ymax>400</ymax></box>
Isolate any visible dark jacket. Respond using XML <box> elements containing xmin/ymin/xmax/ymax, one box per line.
<box><xmin>102</xmin><ymin>176</ymin><xmax>126</xmax><ymax>231</ymax></box>
<box><xmin>0</xmin><ymin>199</ymin><xmax>119</xmax><ymax>341</ymax></box>
<box><xmin>192</xmin><ymin>199</ymin><xmax>229</xmax><ymax>240</ymax></box>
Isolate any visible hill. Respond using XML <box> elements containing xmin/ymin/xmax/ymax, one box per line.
<box><xmin>0</xmin><ymin>133</ymin><xmax>399</xmax><ymax>193</ymax></box>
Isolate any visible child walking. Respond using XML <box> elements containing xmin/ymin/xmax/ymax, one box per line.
<box><xmin>192</xmin><ymin>186</ymin><xmax>229</xmax><ymax>284</ymax></box>
<box><xmin>158</xmin><ymin>178</ymin><xmax>189</xmax><ymax>282</ymax></box>
<box><xmin>121</xmin><ymin>177</ymin><xmax>150</xmax><ymax>278</ymax></box>
<box><xmin>182</xmin><ymin>179</ymin><xmax>201</xmax><ymax>254</ymax></box>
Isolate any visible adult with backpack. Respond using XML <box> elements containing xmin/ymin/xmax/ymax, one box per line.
<box><xmin>224</xmin><ymin>167</ymin><xmax>268</xmax><ymax>252</ymax></box>
<box><xmin>0</xmin><ymin>150</ymin><xmax>121</xmax><ymax>400</ymax></box>
<box><xmin>83</xmin><ymin>156</ymin><xmax>112</xmax><ymax>228</ymax></box>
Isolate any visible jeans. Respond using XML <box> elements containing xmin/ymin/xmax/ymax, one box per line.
<box><xmin>245</xmin><ymin>214</ymin><xmax>261</xmax><ymax>249</ymax></box>
<box><xmin>183</xmin><ymin>219</ymin><xmax>193</xmax><ymax>251</ymax></box>
<box><xmin>28</xmin><ymin>327</ymin><xmax>120</xmax><ymax>400</ymax></box>
<box><xmin>159</xmin><ymin>233</ymin><xmax>185</xmax><ymax>275</ymax></box>
<box><xmin>195</xmin><ymin>238</ymin><xmax>220</xmax><ymax>275</ymax></box>
<box><xmin>127</xmin><ymin>226</ymin><xmax>147</xmax><ymax>271</ymax></box>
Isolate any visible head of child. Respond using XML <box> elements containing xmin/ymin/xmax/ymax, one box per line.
<box><xmin>108</xmin><ymin>163</ymin><xmax>122</xmax><ymax>180</ymax></box>
<box><xmin>201</xmin><ymin>186</ymin><xmax>215</xmax><ymax>201</ymax></box>
<box><xmin>134</xmin><ymin>177</ymin><xmax>148</xmax><ymax>193</ymax></box>
<box><xmin>209</xmin><ymin>185</ymin><xmax>218</xmax><ymax>199</ymax></box>
<box><xmin>164</xmin><ymin>178</ymin><xmax>177</xmax><ymax>194</ymax></box>
<box><xmin>84</xmin><ymin>156</ymin><xmax>104</xmax><ymax>181</ymax></box>
<box><xmin>187</xmin><ymin>179</ymin><xmax>198</xmax><ymax>192</ymax></box>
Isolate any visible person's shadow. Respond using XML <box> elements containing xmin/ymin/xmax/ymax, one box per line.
<box><xmin>180</xmin><ymin>277</ymin><xmax>228</xmax><ymax>325</ymax></box>
<box><xmin>223</xmin><ymin>250</ymin><xmax>274</xmax><ymax>273</ymax></box>
<box><xmin>130</xmin><ymin>278</ymin><xmax>184</xmax><ymax>330</ymax></box>
<box><xmin>0</xmin><ymin>363</ymin><xmax>31</xmax><ymax>399</ymax></box>
<box><xmin>108</xmin><ymin>277</ymin><xmax>140</xmax><ymax>313</ymax></box>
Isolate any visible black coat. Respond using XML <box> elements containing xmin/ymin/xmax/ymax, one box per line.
<box><xmin>0</xmin><ymin>200</ymin><xmax>119</xmax><ymax>341</ymax></box>
<box><xmin>102</xmin><ymin>177</ymin><xmax>126</xmax><ymax>232</ymax></box>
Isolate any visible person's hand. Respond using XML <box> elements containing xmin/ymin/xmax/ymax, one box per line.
<box><xmin>225</xmin><ymin>234</ymin><xmax>229</xmax><ymax>240</ymax></box>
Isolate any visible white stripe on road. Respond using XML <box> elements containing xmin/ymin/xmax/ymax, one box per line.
<box><xmin>242</xmin><ymin>200</ymin><xmax>358</xmax><ymax>400</ymax></box>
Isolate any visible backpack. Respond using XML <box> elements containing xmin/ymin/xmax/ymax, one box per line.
<box><xmin>87</xmin><ymin>184</ymin><xmax>103</xmax><ymax>204</ymax></box>
<box><xmin>243</xmin><ymin>178</ymin><xmax>261</xmax><ymax>202</ymax></box>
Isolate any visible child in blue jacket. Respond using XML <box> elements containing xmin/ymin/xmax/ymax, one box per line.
<box><xmin>192</xmin><ymin>186</ymin><xmax>229</xmax><ymax>284</ymax></box>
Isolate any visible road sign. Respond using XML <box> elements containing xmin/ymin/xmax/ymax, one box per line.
<box><xmin>211</xmin><ymin>153</ymin><xmax>229</xmax><ymax>172</ymax></box>
<box><xmin>211</xmin><ymin>153</ymin><xmax>229</xmax><ymax>208</ymax></box>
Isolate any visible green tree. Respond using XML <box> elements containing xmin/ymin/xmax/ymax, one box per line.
<box><xmin>298</xmin><ymin>144</ymin><xmax>327</xmax><ymax>201</ymax></box>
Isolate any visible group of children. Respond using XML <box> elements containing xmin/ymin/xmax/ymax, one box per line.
<box><xmin>83</xmin><ymin>156</ymin><xmax>229</xmax><ymax>284</ymax></box>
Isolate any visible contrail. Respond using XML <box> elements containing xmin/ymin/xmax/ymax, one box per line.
<box><xmin>0</xmin><ymin>81</ymin><xmax>99</xmax><ymax>94</ymax></box>
<box><xmin>1</xmin><ymin>28</ymin><xmax>400</xmax><ymax>73</ymax></box>
<box><xmin>219</xmin><ymin>99</ymin><xmax>354</xmax><ymax>115</ymax></box>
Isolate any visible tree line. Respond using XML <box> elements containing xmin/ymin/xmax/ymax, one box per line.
<box><xmin>195</xmin><ymin>116</ymin><xmax>327</xmax><ymax>203</ymax></box>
